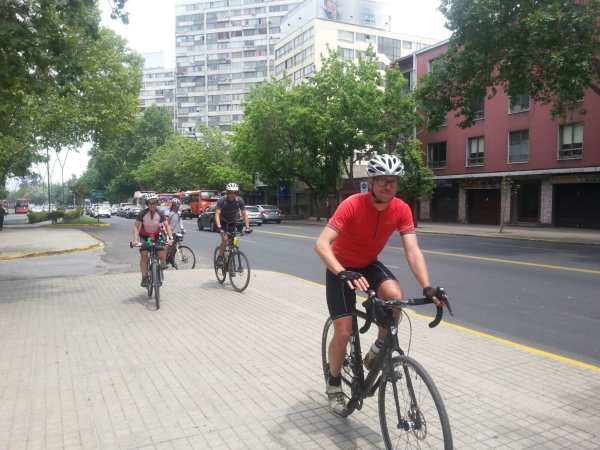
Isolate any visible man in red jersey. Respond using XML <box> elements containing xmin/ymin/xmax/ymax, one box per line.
<box><xmin>314</xmin><ymin>153</ymin><xmax>444</xmax><ymax>416</ymax></box>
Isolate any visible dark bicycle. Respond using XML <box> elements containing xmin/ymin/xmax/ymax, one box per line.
<box><xmin>213</xmin><ymin>224</ymin><xmax>252</xmax><ymax>292</ymax></box>
<box><xmin>166</xmin><ymin>232</ymin><xmax>196</xmax><ymax>270</ymax></box>
<box><xmin>130</xmin><ymin>237</ymin><xmax>164</xmax><ymax>310</ymax></box>
<box><xmin>321</xmin><ymin>283</ymin><xmax>454</xmax><ymax>449</ymax></box>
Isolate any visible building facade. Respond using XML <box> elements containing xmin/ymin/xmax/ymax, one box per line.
<box><xmin>174</xmin><ymin>0</ymin><xmax>304</xmax><ymax>134</ymax></box>
<box><xmin>274</xmin><ymin>0</ymin><xmax>436</xmax><ymax>84</ymax></box>
<box><xmin>139</xmin><ymin>54</ymin><xmax>177</xmax><ymax>129</ymax></box>
<box><xmin>399</xmin><ymin>42</ymin><xmax>600</xmax><ymax>229</ymax></box>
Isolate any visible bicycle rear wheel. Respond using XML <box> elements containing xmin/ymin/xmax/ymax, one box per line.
<box><xmin>173</xmin><ymin>245</ymin><xmax>196</xmax><ymax>270</ymax></box>
<box><xmin>213</xmin><ymin>246</ymin><xmax>227</xmax><ymax>284</ymax></box>
<box><xmin>321</xmin><ymin>317</ymin><xmax>357</xmax><ymax>417</ymax></box>
<box><xmin>378</xmin><ymin>355</ymin><xmax>452</xmax><ymax>449</ymax></box>
<box><xmin>151</xmin><ymin>262</ymin><xmax>160</xmax><ymax>310</ymax></box>
<box><xmin>229</xmin><ymin>249</ymin><xmax>250</xmax><ymax>292</ymax></box>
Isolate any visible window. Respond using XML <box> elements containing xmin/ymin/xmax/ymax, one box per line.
<box><xmin>402</xmin><ymin>40</ymin><xmax>413</xmax><ymax>49</ymax></box>
<box><xmin>559</xmin><ymin>123</ymin><xmax>583</xmax><ymax>159</ymax></box>
<box><xmin>472</xmin><ymin>98</ymin><xmax>485</xmax><ymax>121</ymax></box>
<box><xmin>357</xmin><ymin>33</ymin><xmax>375</xmax><ymax>44</ymax></box>
<box><xmin>427</xmin><ymin>57</ymin><xmax>440</xmax><ymax>73</ymax></box>
<box><xmin>427</xmin><ymin>142</ymin><xmax>447</xmax><ymax>169</ymax></box>
<box><xmin>509</xmin><ymin>95</ymin><xmax>530</xmax><ymax>114</ymax></box>
<box><xmin>467</xmin><ymin>136</ymin><xmax>485</xmax><ymax>166</ymax></box>
<box><xmin>378</xmin><ymin>37</ymin><xmax>402</xmax><ymax>61</ymax></box>
<box><xmin>508</xmin><ymin>130</ymin><xmax>529</xmax><ymax>163</ymax></box>
<box><xmin>338</xmin><ymin>47</ymin><xmax>354</xmax><ymax>61</ymax></box>
<box><xmin>338</xmin><ymin>30</ymin><xmax>354</xmax><ymax>42</ymax></box>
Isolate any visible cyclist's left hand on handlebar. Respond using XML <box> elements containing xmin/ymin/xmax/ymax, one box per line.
<box><xmin>423</xmin><ymin>286</ymin><xmax>453</xmax><ymax>315</ymax></box>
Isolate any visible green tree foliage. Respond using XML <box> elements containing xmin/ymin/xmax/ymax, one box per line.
<box><xmin>233</xmin><ymin>79</ymin><xmax>327</xmax><ymax>195</ymax></box>
<box><xmin>133</xmin><ymin>127</ymin><xmax>251</xmax><ymax>193</ymax></box>
<box><xmin>417</xmin><ymin>0</ymin><xmax>600</xmax><ymax>128</ymax></box>
<box><xmin>86</xmin><ymin>105</ymin><xmax>173</xmax><ymax>200</ymax></box>
<box><xmin>0</xmin><ymin>1</ymin><xmax>141</xmax><ymax>188</ymax></box>
<box><xmin>383</xmin><ymin>69</ymin><xmax>434</xmax><ymax>208</ymax></box>
<box><xmin>235</xmin><ymin>49</ymin><xmax>433</xmax><ymax>208</ymax></box>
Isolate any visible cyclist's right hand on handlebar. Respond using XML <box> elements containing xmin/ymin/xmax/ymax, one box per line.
<box><xmin>337</xmin><ymin>270</ymin><xmax>369</xmax><ymax>292</ymax></box>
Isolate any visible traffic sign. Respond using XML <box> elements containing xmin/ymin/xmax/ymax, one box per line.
<box><xmin>360</xmin><ymin>181</ymin><xmax>369</xmax><ymax>193</ymax></box>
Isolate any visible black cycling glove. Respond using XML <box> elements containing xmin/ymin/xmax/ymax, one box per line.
<box><xmin>337</xmin><ymin>270</ymin><xmax>363</xmax><ymax>281</ymax></box>
<box><xmin>423</xmin><ymin>286</ymin><xmax>437</xmax><ymax>300</ymax></box>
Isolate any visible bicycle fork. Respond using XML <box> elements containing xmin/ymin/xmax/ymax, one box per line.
<box><xmin>385</xmin><ymin>330</ymin><xmax>424</xmax><ymax>433</ymax></box>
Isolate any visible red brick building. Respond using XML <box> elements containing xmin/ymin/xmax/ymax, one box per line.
<box><xmin>396</xmin><ymin>41</ymin><xmax>600</xmax><ymax>229</ymax></box>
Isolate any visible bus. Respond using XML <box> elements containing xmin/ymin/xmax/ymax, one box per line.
<box><xmin>15</xmin><ymin>198</ymin><xmax>29</xmax><ymax>214</ymax></box>
<box><xmin>183</xmin><ymin>190</ymin><xmax>220</xmax><ymax>217</ymax></box>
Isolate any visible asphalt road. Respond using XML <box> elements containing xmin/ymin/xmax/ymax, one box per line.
<box><xmin>85</xmin><ymin>216</ymin><xmax>600</xmax><ymax>365</ymax></box>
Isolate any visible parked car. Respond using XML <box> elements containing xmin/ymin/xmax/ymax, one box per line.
<box><xmin>95</xmin><ymin>205</ymin><xmax>111</xmax><ymax>218</ymax></box>
<box><xmin>245</xmin><ymin>206</ymin><xmax>263</xmax><ymax>226</ymax></box>
<box><xmin>127</xmin><ymin>206</ymin><xmax>141</xmax><ymax>219</ymax></box>
<box><xmin>256</xmin><ymin>204</ymin><xmax>283</xmax><ymax>223</ymax></box>
<box><xmin>197</xmin><ymin>205</ymin><xmax>218</xmax><ymax>231</ymax></box>
<box><xmin>180</xmin><ymin>203</ymin><xmax>193</xmax><ymax>219</ymax></box>
<box><xmin>110</xmin><ymin>204</ymin><xmax>119</xmax><ymax>215</ymax></box>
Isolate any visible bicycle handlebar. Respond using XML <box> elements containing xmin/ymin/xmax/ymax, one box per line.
<box><xmin>358</xmin><ymin>287</ymin><xmax>453</xmax><ymax>333</ymax></box>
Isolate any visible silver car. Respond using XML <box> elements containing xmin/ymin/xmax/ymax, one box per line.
<box><xmin>256</xmin><ymin>204</ymin><xmax>283</xmax><ymax>224</ymax></box>
<box><xmin>245</xmin><ymin>206</ymin><xmax>263</xmax><ymax>226</ymax></box>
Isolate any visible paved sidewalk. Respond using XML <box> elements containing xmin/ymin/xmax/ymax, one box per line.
<box><xmin>0</xmin><ymin>227</ymin><xmax>102</xmax><ymax>259</ymax></box>
<box><xmin>288</xmin><ymin>218</ymin><xmax>600</xmax><ymax>245</ymax></box>
<box><xmin>1</xmin><ymin>269</ymin><xmax>598</xmax><ymax>449</ymax></box>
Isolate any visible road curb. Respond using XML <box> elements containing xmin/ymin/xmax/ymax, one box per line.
<box><xmin>415</xmin><ymin>229</ymin><xmax>600</xmax><ymax>246</ymax></box>
<box><xmin>43</xmin><ymin>223</ymin><xmax>111</xmax><ymax>228</ymax></box>
<box><xmin>0</xmin><ymin>242</ymin><xmax>104</xmax><ymax>261</ymax></box>
<box><xmin>277</xmin><ymin>271</ymin><xmax>600</xmax><ymax>372</ymax></box>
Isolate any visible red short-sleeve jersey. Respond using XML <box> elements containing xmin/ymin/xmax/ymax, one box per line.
<box><xmin>327</xmin><ymin>193</ymin><xmax>415</xmax><ymax>268</ymax></box>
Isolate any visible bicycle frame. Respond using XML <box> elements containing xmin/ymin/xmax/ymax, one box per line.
<box><xmin>345</xmin><ymin>307</ymin><xmax>401</xmax><ymax>412</ymax></box>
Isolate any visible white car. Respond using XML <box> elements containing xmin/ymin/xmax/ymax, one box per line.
<box><xmin>95</xmin><ymin>206</ymin><xmax>111</xmax><ymax>218</ymax></box>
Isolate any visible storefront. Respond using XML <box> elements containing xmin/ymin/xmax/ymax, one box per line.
<box><xmin>553</xmin><ymin>178</ymin><xmax>600</xmax><ymax>229</ymax></box>
<box><xmin>430</xmin><ymin>180</ymin><xmax>459</xmax><ymax>222</ymax></box>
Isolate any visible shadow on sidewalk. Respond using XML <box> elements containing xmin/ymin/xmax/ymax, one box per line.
<box><xmin>267</xmin><ymin>390</ymin><xmax>382</xmax><ymax>448</ymax></box>
<box><xmin>123</xmin><ymin>293</ymin><xmax>158</xmax><ymax>311</ymax></box>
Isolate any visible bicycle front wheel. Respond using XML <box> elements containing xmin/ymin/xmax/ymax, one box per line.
<box><xmin>378</xmin><ymin>355</ymin><xmax>452</xmax><ymax>449</ymax></box>
<box><xmin>321</xmin><ymin>317</ymin><xmax>356</xmax><ymax>417</ymax></box>
<box><xmin>213</xmin><ymin>246</ymin><xmax>227</xmax><ymax>284</ymax></box>
<box><xmin>228</xmin><ymin>249</ymin><xmax>250</xmax><ymax>292</ymax></box>
<box><xmin>151</xmin><ymin>262</ymin><xmax>160</xmax><ymax>310</ymax></box>
<box><xmin>174</xmin><ymin>245</ymin><xmax>196</xmax><ymax>270</ymax></box>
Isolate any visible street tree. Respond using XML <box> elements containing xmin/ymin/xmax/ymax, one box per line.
<box><xmin>416</xmin><ymin>0</ymin><xmax>600</xmax><ymax>128</ymax></box>
<box><xmin>0</xmin><ymin>1</ymin><xmax>141</xmax><ymax>189</ymax></box>
<box><xmin>383</xmin><ymin>68</ymin><xmax>434</xmax><ymax>218</ymax></box>
<box><xmin>233</xmin><ymin>79</ymin><xmax>330</xmax><ymax>212</ymax></box>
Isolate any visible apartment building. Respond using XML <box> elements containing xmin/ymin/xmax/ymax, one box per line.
<box><xmin>396</xmin><ymin>42</ymin><xmax>600</xmax><ymax>229</ymax></box>
<box><xmin>139</xmin><ymin>53</ymin><xmax>177</xmax><ymax>129</ymax></box>
<box><xmin>174</xmin><ymin>0</ymin><xmax>303</xmax><ymax>134</ymax></box>
<box><xmin>274</xmin><ymin>0</ymin><xmax>436</xmax><ymax>84</ymax></box>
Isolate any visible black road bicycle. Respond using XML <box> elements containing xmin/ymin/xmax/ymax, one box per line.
<box><xmin>213</xmin><ymin>225</ymin><xmax>252</xmax><ymax>292</ymax></box>
<box><xmin>131</xmin><ymin>238</ymin><xmax>164</xmax><ymax>310</ymax></box>
<box><xmin>321</xmin><ymin>282</ymin><xmax>454</xmax><ymax>449</ymax></box>
<box><xmin>166</xmin><ymin>232</ymin><xmax>196</xmax><ymax>270</ymax></box>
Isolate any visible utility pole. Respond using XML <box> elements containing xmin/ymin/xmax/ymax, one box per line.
<box><xmin>46</xmin><ymin>148</ymin><xmax>51</xmax><ymax>211</ymax></box>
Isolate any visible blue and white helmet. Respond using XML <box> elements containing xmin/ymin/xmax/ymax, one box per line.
<box><xmin>367</xmin><ymin>154</ymin><xmax>405</xmax><ymax>177</ymax></box>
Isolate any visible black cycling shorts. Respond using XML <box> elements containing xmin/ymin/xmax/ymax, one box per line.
<box><xmin>326</xmin><ymin>261</ymin><xmax>397</xmax><ymax>320</ymax></box>
<box><xmin>221</xmin><ymin>221</ymin><xmax>243</xmax><ymax>233</ymax></box>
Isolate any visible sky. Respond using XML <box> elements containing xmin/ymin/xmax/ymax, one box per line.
<box><xmin>24</xmin><ymin>0</ymin><xmax>450</xmax><ymax>188</ymax></box>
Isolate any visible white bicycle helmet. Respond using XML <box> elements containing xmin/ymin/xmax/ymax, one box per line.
<box><xmin>145</xmin><ymin>193</ymin><xmax>159</xmax><ymax>204</ymax></box>
<box><xmin>225</xmin><ymin>182</ymin><xmax>239</xmax><ymax>192</ymax></box>
<box><xmin>170</xmin><ymin>198</ymin><xmax>181</xmax><ymax>206</ymax></box>
<box><xmin>367</xmin><ymin>154</ymin><xmax>405</xmax><ymax>177</ymax></box>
